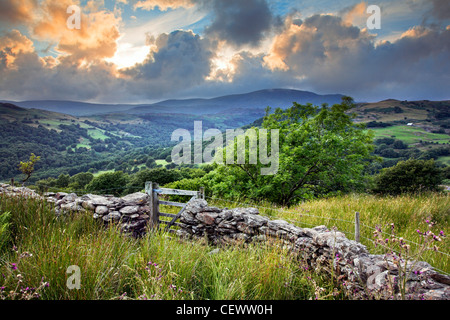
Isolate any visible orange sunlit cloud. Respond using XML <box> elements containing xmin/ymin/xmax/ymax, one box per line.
<box><xmin>0</xmin><ymin>30</ymin><xmax>35</xmax><ymax>68</ymax></box>
<box><xmin>32</xmin><ymin>0</ymin><xmax>122</xmax><ymax>66</ymax></box>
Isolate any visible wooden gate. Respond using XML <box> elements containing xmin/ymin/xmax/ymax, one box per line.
<box><xmin>145</xmin><ymin>181</ymin><xmax>204</xmax><ymax>233</ymax></box>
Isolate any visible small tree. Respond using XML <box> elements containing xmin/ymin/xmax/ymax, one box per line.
<box><xmin>18</xmin><ymin>153</ymin><xmax>41</xmax><ymax>185</ymax></box>
<box><xmin>56</xmin><ymin>173</ymin><xmax>70</xmax><ymax>188</ymax></box>
<box><xmin>145</xmin><ymin>157</ymin><xmax>156</xmax><ymax>168</ymax></box>
<box><xmin>69</xmin><ymin>172</ymin><xmax>94</xmax><ymax>190</ymax></box>
<box><xmin>372</xmin><ymin>159</ymin><xmax>443</xmax><ymax>195</ymax></box>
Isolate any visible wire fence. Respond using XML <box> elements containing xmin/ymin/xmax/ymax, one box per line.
<box><xmin>205</xmin><ymin>195</ymin><xmax>450</xmax><ymax>276</ymax></box>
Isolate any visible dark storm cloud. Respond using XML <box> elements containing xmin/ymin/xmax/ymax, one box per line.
<box><xmin>122</xmin><ymin>30</ymin><xmax>214</xmax><ymax>99</ymax></box>
<box><xmin>0</xmin><ymin>0</ymin><xmax>37</xmax><ymax>25</ymax></box>
<box><xmin>204</xmin><ymin>0</ymin><xmax>277</xmax><ymax>48</ymax></box>
<box><xmin>429</xmin><ymin>0</ymin><xmax>450</xmax><ymax>20</ymax></box>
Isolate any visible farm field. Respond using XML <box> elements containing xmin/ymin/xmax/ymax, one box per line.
<box><xmin>371</xmin><ymin>125</ymin><xmax>450</xmax><ymax>145</ymax></box>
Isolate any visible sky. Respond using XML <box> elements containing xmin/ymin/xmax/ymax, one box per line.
<box><xmin>0</xmin><ymin>0</ymin><xmax>449</xmax><ymax>104</ymax></box>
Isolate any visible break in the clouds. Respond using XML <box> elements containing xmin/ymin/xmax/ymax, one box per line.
<box><xmin>0</xmin><ymin>0</ymin><xmax>448</xmax><ymax>103</ymax></box>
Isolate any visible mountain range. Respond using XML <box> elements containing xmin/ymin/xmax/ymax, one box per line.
<box><xmin>1</xmin><ymin>89</ymin><xmax>345</xmax><ymax>116</ymax></box>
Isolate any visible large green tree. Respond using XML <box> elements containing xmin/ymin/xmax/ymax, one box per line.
<box><xmin>210</xmin><ymin>97</ymin><xmax>376</xmax><ymax>205</ymax></box>
<box><xmin>372</xmin><ymin>159</ymin><xmax>443</xmax><ymax>195</ymax></box>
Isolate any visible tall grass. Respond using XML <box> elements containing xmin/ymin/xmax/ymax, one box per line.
<box><xmin>1</xmin><ymin>192</ymin><xmax>448</xmax><ymax>300</ymax></box>
<box><xmin>0</xmin><ymin>195</ymin><xmax>337</xmax><ymax>300</ymax></box>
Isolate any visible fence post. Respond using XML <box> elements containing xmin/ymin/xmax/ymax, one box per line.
<box><xmin>152</xmin><ymin>183</ymin><xmax>160</xmax><ymax>228</ymax></box>
<box><xmin>355</xmin><ymin>211</ymin><xmax>360</xmax><ymax>243</ymax></box>
<box><xmin>146</xmin><ymin>181</ymin><xmax>159</xmax><ymax>229</ymax></box>
<box><xmin>199</xmin><ymin>187</ymin><xmax>205</xmax><ymax>200</ymax></box>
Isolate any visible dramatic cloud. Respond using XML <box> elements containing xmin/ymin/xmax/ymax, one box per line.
<box><xmin>205</xmin><ymin>0</ymin><xmax>277</xmax><ymax>48</ymax></box>
<box><xmin>33</xmin><ymin>0</ymin><xmax>121</xmax><ymax>65</ymax></box>
<box><xmin>264</xmin><ymin>13</ymin><xmax>450</xmax><ymax>100</ymax></box>
<box><xmin>0</xmin><ymin>27</ymin><xmax>125</xmax><ymax>102</ymax></box>
<box><xmin>121</xmin><ymin>30</ymin><xmax>214</xmax><ymax>99</ymax></box>
<box><xmin>264</xmin><ymin>14</ymin><xmax>370</xmax><ymax>72</ymax></box>
<box><xmin>429</xmin><ymin>0</ymin><xmax>450</xmax><ymax>21</ymax></box>
<box><xmin>341</xmin><ymin>2</ymin><xmax>369</xmax><ymax>26</ymax></box>
<box><xmin>0</xmin><ymin>0</ymin><xmax>38</xmax><ymax>25</ymax></box>
<box><xmin>0</xmin><ymin>1</ymin><xmax>448</xmax><ymax>102</ymax></box>
<box><xmin>0</xmin><ymin>30</ymin><xmax>35</xmax><ymax>68</ymax></box>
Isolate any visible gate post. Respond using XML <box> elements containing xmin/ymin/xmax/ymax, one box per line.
<box><xmin>146</xmin><ymin>181</ymin><xmax>160</xmax><ymax>229</ymax></box>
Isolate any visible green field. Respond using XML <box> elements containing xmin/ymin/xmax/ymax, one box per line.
<box><xmin>76</xmin><ymin>143</ymin><xmax>91</xmax><ymax>149</ymax></box>
<box><xmin>438</xmin><ymin>156</ymin><xmax>450</xmax><ymax>166</ymax></box>
<box><xmin>155</xmin><ymin>159</ymin><xmax>168</xmax><ymax>166</ymax></box>
<box><xmin>87</xmin><ymin>128</ymin><xmax>109</xmax><ymax>140</ymax></box>
<box><xmin>93</xmin><ymin>169</ymin><xmax>115</xmax><ymax>177</ymax></box>
<box><xmin>371</xmin><ymin>125</ymin><xmax>450</xmax><ymax>145</ymax></box>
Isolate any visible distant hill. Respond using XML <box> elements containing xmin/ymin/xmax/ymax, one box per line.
<box><xmin>0</xmin><ymin>100</ymin><xmax>143</xmax><ymax>117</ymax></box>
<box><xmin>352</xmin><ymin>99</ymin><xmax>450</xmax><ymax>124</ymax></box>
<box><xmin>125</xmin><ymin>89</ymin><xmax>344</xmax><ymax>115</ymax></box>
<box><xmin>0</xmin><ymin>102</ymin><xmax>78</xmax><ymax>123</ymax></box>
<box><xmin>2</xmin><ymin>89</ymin><xmax>344</xmax><ymax>116</ymax></box>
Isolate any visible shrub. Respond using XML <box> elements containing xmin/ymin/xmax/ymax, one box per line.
<box><xmin>372</xmin><ymin>159</ymin><xmax>443</xmax><ymax>195</ymax></box>
<box><xmin>86</xmin><ymin>171</ymin><xmax>129</xmax><ymax>196</ymax></box>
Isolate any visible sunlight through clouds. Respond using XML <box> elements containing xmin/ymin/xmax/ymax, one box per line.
<box><xmin>0</xmin><ymin>0</ymin><xmax>448</xmax><ymax>102</ymax></box>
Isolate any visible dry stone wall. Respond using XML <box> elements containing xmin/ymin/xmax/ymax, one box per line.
<box><xmin>0</xmin><ymin>184</ymin><xmax>151</xmax><ymax>238</ymax></box>
<box><xmin>1</xmin><ymin>184</ymin><xmax>449</xmax><ymax>300</ymax></box>
<box><xmin>176</xmin><ymin>199</ymin><xmax>450</xmax><ymax>300</ymax></box>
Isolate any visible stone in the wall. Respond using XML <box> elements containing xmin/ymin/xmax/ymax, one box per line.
<box><xmin>243</xmin><ymin>213</ymin><xmax>268</xmax><ymax>228</ymax></box>
<box><xmin>95</xmin><ymin>205</ymin><xmax>109</xmax><ymax>215</ymax></box>
<box><xmin>60</xmin><ymin>202</ymin><xmax>83</xmax><ymax>212</ymax></box>
<box><xmin>119</xmin><ymin>206</ymin><xmax>140</xmax><ymax>215</ymax></box>
<box><xmin>196</xmin><ymin>212</ymin><xmax>219</xmax><ymax>225</ymax></box>
<box><xmin>80</xmin><ymin>194</ymin><xmax>111</xmax><ymax>206</ymax></box>
<box><xmin>121</xmin><ymin>192</ymin><xmax>149</xmax><ymax>206</ymax></box>
<box><xmin>102</xmin><ymin>211</ymin><xmax>121</xmax><ymax>222</ymax></box>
